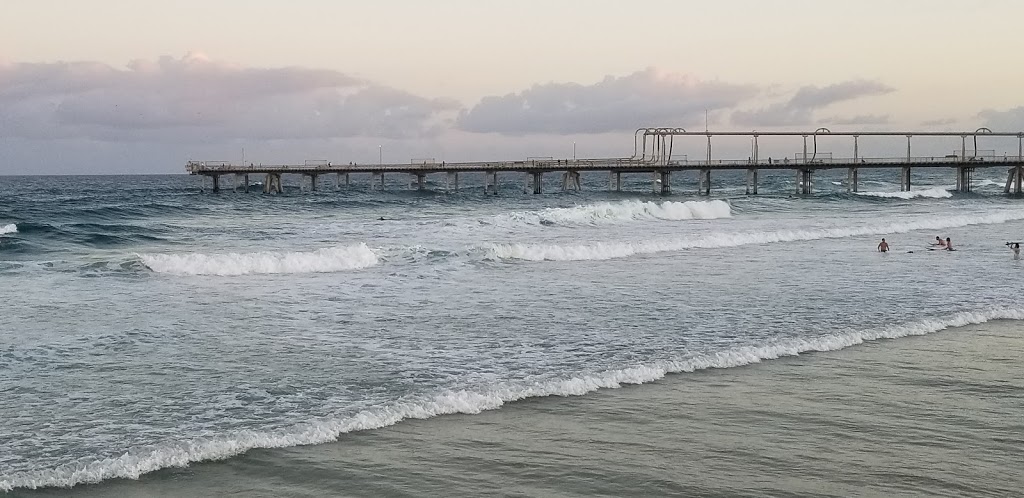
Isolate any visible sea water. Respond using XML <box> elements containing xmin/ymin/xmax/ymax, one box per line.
<box><xmin>2</xmin><ymin>169</ymin><xmax>1022</xmax><ymax>494</ymax></box>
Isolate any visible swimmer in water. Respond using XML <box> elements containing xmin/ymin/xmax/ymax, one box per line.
<box><xmin>1010</xmin><ymin>242</ymin><xmax>1020</xmax><ymax>260</ymax></box>
<box><xmin>934</xmin><ymin>236</ymin><xmax>946</xmax><ymax>247</ymax></box>
<box><xmin>945</xmin><ymin>237</ymin><xmax>954</xmax><ymax>251</ymax></box>
<box><xmin>877</xmin><ymin>238</ymin><xmax>889</xmax><ymax>253</ymax></box>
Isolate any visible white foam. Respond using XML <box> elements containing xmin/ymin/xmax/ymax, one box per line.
<box><xmin>4</xmin><ymin>307</ymin><xmax>1021</xmax><ymax>492</ymax></box>
<box><xmin>0</xmin><ymin>223</ymin><xmax>17</xmax><ymax>235</ymax></box>
<box><xmin>854</xmin><ymin>187</ymin><xmax>953</xmax><ymax>199</ymax></box>
<box><xmin>498</xmin><ymin>200</ymin><xmax>731</xmax><ymax>226</ymax></box>
<box><xmin>138</xmin><ymin>243</ymin><xmax>378</xmax><ymax>276</ymax></box>
<box><xmin>488</xmin><ymin>209</ymin><xmax>1024</xmax><ymax>261</ymax></box>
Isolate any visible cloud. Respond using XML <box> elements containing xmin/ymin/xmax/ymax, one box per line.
<box><xmin>0</xmin><ymin>53</ymin><xmax>460</xmax><ymax>142</ymax></box>
<box><xmin>825</xmin><ymin>114</ymin><xmax>891</xmax><ymax>125</ymax></box>
<box><xmin>979</xmin><ymin>106</ymin><xmax>1024</xmax><ymax>130</ymax></box>
<box><xmin>731</xmin><ymin>79</ymin><xmax>895</xmax><ymax>127</ymax></box>
<box><xmin>920</xmin><ymin>117</ymin><xmax>960</xmax><ymax>127</ymax></box>
<box><xmin>455</xmin><ymin>68</ymin><xmax>758</xmax><ymax>135</ymax></box>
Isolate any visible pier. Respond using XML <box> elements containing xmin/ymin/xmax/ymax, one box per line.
<box><xmin>187</xmin><ymin>129</ymin><xmax>1024</xmax><ymax>195</ymax></box>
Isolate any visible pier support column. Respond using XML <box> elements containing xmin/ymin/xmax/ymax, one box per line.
<box><xmin>1004</xmin><ymin>166</ymin><xmax>1024</xmax><ymax>194</ymax></box>
<box><xmin>699</xmin><ymin>169</ymin><xmax>711</xmax><ymax>195</ymax></box>
<box><xmin>530</xmin><ymin>172</ymin><xmax>543</xmax><ymax>194</ymax></box>
<box><xmin>745</xmin><ymin>169</ymin><xmax>758</xmax><ymax>195</ymax></box>
<box><xmin>561</xmin><ymin>170</ymin><xmax>581</xmax><ymax>191</ymax></box>
<box><xmin>658</xmin><ymin>171</ymin><xmax>672</xmax><ymax>195</ymax></box>
<box><xmin>798</xmin><ymin>169</ymin><xmax>813</xmax><ymax>194</ymax></box>
<box><xmin>956</xmin><ymin>167</ymin><xmax>973</xmax><ymax>193</ymax></box>
<box><xmin>309</xmin><ymin>173</ymin><xmax>318</xmax><ymax>192</ymax></box>
<box><xmin>848</xmin><ymin>168</ymin><xmax>859</xmax><ymax>193</ymax></box>
<box><xmin>373</xmin><ymin>172</ymin><xmax>385</xmax><ymax>191</ymax></box>
<box><xmin>446</xmin><ymin>172</ymin><xmax>459</xmax><ymax>193</ymax></box>
<box><xmin>414</xmin><ymin>173</ymin><xmax>426</xmax><ymax>191</ymax></box>
<box><xmin>900</xmin><ymin>167</ymin><xmax>911</xmax><ymax>192</ymax></box>
<box><xmin>263</xmin><ymin>173</ymin><xmax>282</xmax><ymax>194</ymax></box>
<box><xmin>335</xmin><ymin>172</ymin><xmax>348</xmax><ymax>191</ymax></box>
<box><xmin>485</xmin><ymin>171</ymin><xmax>499</xmax><ymax>195</ymax></box>
<box><xmin>212</xmin><ymin>174</ymin><xmax>220</xmax><ymax>193</ymax></box>
<box><xmin>608</xmin><ymin>171</ymin><xmax>621</xmax><ymax>192</ymax></box>
<box><xmin>244</xmin><ymin>174</ymin><xmax>249</xmax><ymax>193</ymax></box>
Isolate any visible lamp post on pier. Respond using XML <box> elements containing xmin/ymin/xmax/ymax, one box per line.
<box><xmin>378</xmin><ymin>145</ymin><xmax>382</xmax><ymax>165</ymax></box>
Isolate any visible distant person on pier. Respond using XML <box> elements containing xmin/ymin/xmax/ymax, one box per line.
<box><xmin>877</xmin><ymin>238</ymin><xmax>889</xmax><ymax>253</ymax></box>
<box><xmin>945</xmin><ymin>237</ymin><xmax>954</xmax><ymax>251</ymax></box>
<box><xmin>1009</xmin><ymin>242</ymin><xmax>1020</xmax><ymax>260</ymax></box>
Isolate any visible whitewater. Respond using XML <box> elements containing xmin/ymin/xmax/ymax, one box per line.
<box><xmin>4</xmin><ymin>172</ymin><xmax>1024</xmax><ymax>493</ymax></box>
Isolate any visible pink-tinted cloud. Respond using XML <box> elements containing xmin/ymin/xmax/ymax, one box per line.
<box><xmin>0</xmin><ymin>53</ymin><xmax>460</xmax><ymax>142</ymax></box>
<box><xmin>731</xmin><ymin>79</ymin><xmax>895</xmax><ymax>127</ymax></box>
<box><xmin>456</xmin><ymin>68</ymin><xmax>758</xmax><ymax>135</ymax></box>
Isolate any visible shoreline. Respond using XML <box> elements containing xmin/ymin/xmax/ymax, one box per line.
<box><xmin>14</xmin><ymin>318</ymin><xmax>1023</xmax><ymax>497</ymax></box>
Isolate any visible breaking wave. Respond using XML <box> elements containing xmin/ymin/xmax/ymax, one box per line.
<box><xmin>0</xmin><ymin>224</ymin><xmax>17</xmax><ymax>235</ymax></box>
<box><xmin>496</xmin><ymin>200</ymin><xmax>731</xmax><ymax>226</ymax></box>
<box><xmin>138</xmin><ymin>243</ymin><xmax>378</xmax><ymax>276</ymax></box>
<box><xmin>3</xmin><ymin>307</ymin><xmax>1020</xmax><ymax>492</ymax></box>
<box><xmin>488</xmin><ymin>209</ymin><xmax>1024</xmax><ymax>261</ymax></box>
<box><xmin>854</xmin><ymin>187</ymin><xmax>953</xmax><ymax>199</ymax></box>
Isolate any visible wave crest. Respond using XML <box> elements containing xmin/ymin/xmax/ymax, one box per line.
<box><xmin>489</xmin><ymin>209</ymin><xmax>1024</xmax><ymax>261</ymax></box>
<box><xmin>0</xmin><ymin>224</ymin><xmax>17</xmax><ymax>235</ymax></box>
<box><xmin>499</xmin><ymin>200</ymin><xmax>731</xmax><ymax>226</ymax></box>
<box><xmin>854</xmin><ymin>187</ymin><xmax>952</xmax><ymax>199</ymax></box>
<box><xmin>138</xmin><ymin>243</ymin><xmax>378</xmax><ymax>276</ymax></box>
<box><xmin>3</xmin><ymin>307</ymin><xmax>1021</xmax><ymax>492</ymax></box>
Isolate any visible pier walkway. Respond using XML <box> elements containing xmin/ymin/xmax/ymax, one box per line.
<box><xmin>187</xmin><ymin>129</ymin><xmax>1024</xmax><ymax>195</ymax></box>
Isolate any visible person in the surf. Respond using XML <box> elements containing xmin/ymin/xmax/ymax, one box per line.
<box><xmin>877</xmin><ymin>238</ymin><xmax>889</xmax><ymax>253</ymax></box>
<box><xmin>945</xmin><ymin>237</ymin><xmax>954</xmax><ymax>251</ymax></box>
<box><xmin>1009</xmin><ymin>242</ymin><xmax>1020</xmax><ymax>260</ymax></box>
<box><xmin>933</xmin><ymin>236</ymin><xmax>946</xmax><ymax>247</ymax></box>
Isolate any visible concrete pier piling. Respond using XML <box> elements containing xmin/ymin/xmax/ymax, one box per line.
<box><xmin>446</xmin><ymin>172</ymin><xmax>459</xmax><ymax>193</ymax></box>
<box><xmin>561</xmin><ymin>171</ymin><xmax>581</xmax><ymax>191</ymax></box>
<box><xmin>262</xmin><ymin>173</ymin><xmax>282</xmax><ymax>194</ymax></box>
<box><xmin>847</xmin><ymin>168</ymin><xmax>859</xmax><ymax>193</ymax></box>
<box><xmin>956</xmin><ymin>167</ymin><xmax>973</xmax><ymax>193</ymax></box>
<box><xmin>1005</xmin><ymin>166</ymin><xmax>1024</xmax><ymax>194</ymax></box>
<box><xmin>527</xmin><ymin>172</ymin><xmax>544</xmax><ymax>194</ymax></box>
<box><xmin>609</xmin><ymin>171</ymin><xmax>621</xmax><ymax>192</ymax></box>
<box><xmin>699</xmin><ymin>169</ymin><xmax>711</xmax><ymax>195</ymax></box>
<box><xmin>798</xmin><ymin>169</ymin><xmax>813</xmax><ymax>195</ymax></box>
<box><xmin>746</xmin><ymin>169</ymin><xmax>758</xmax><ymax>195</ymax></box>
<box><xmin>900</xmin><ymin>167</ymin><xmax>911</xmax><ymax>192</ymax></box>
<box><xmin>485</xmin><ymin>171</ymin><xmax>499</xmax><ymax>195</ymax></box>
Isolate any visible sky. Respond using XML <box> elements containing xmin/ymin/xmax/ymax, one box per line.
<box><xmin>2</xmin><ymin>0</ymin><xmax>1024</xmax><ymax>174</ymax></box>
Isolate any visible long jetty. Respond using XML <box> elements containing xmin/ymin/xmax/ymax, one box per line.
<box><xmin>187</xmin><ymin>128</ymin><xmax>1024</xmax><ymax>195</ymax></box>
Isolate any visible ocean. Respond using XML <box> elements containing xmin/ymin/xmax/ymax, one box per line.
<box><xmin>2</xmin><ymin>169</ymin><xmax>1022</xmax><ymax>496</ymax></box>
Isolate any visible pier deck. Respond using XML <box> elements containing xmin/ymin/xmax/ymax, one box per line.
<box><xmin>187</xmin><ymin>128</ymin><xmax>1024</xmax><ymax>195</ymax></box>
